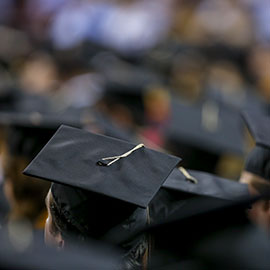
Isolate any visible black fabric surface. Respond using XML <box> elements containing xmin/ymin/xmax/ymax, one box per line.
<box><xmin>24</xmin><ymin>125</ymin><xmax>180</xmax><ymax>208</ymax></box>
<box><xmin>163</xmin><ymin>167</ymin><xmax>249</xmax><ymax>200</ymax></box>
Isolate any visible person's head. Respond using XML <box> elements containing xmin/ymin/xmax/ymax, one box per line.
<box><xmin>24</xmin><ymin>124</ymin><xmax>181</xmax><ymax>268</ymax></box>
<box><xmin>240</xmin><ymin>146</ymin><xmax>270</xmax><ymax>233</ymax></box>
<box><xmin>44</xmin><ymin>184</ymin><xmax>139</xmax><ymax>249</ymax></box>
<box><xmin>44</xmin><ymin>186</ymin><xmax>149</xmax><ymax>269</ymax></box>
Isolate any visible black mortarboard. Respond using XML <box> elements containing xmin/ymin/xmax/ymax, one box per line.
<box><xmin>148</xmin><ymin>167</ymin><xmax>249</xmax><ymax>225</ymax></box>
<box><xmin>92</xmin><ymin>53</ymin><xmax>163</xmax><ymax>125</ymax></box>
<box><xmin>0</xmin><ymin>88</ymin><xmax>49</xmax><ymax>114</ymax></box>
<box><xmin>23</xmin><ymin>125</ymin><xmax>180</xmax><ymax>240</ymax></box>
<box><xmin>24</xmin><ymin>125</ymin><xmax>180</xmax><ymax>208</ymax></box>
<box><xmin>85</xmin><ymin>110</ymin><xmax>138</xmax><ymax>143</ymax></box>
<box><xmin>163</xmin><ymin>167</ymin><xmax>249</xmax><ymax>201</ymax></box>
<box><xmin>0</xmin><ymin>91</ymin><xmax>84</xmax><ymax>129</ymax></box>
<box><xmin>1</xmin><ymin>100</ymin><xmax>139</xmax><ymax>161</ymax></box>
<box><xmin>0</xmin><ymin>89</ymin><xmax>86</xmax><ymax>158</ymax></box>
<box><xmin>167</xmin><ymin>99</ymin><xmax>244</xmax><ymax>155</ymax></box>
<box><xmin>91</xmin><ymin>53</ymin><xmax>162</xmax><ymax>92</ymax></box>
<box><xmin>242</xmin><ymin>111</ymin><xmax>270</xmax><ymax>180</ymax></box>
<box><xmin>0</xmin><ymin>110</ymin><xmax>84</xmax><ymax>160</ymax></box>
<box><xmin>165</xmin><ymin>98</ymin><xmax>244</xmax><ymax>172</ymax></box>
<box><xmin>118</xmin><ymin>194</ymin><xmax>261</xmax><ymax>268</ymax></box>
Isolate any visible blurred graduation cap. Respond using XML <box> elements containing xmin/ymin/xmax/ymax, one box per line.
<box><xmin>0</xmin><ymin>227</ymin><xmax>122</xmax><ymax>270</ymax></box>
<box><xmin>163</xmin><ymin>167</ymin><xmax>249</xmax><ymax>201</ymax></box>
<box><xmin>242</xmin><ymin>110</ymin><xmax>270</xmax><ymax>181</ymax></box>
<box><xmin>0</xmin><ymin>87</ymin><xmax>140</xmax><ymax>139</ymax></box>
<box><xmin>148</xmin><ymin>166</ymin><xmax>249</xmax><ymax>225</ymax></box>
<box><xmin>118</xmin><ymin>194</ymin><xmax>262</xmax><ymax>268</ymax></box>
<box><xmin>85</xmin><ymin>110</ymin><xmax>138</xmax><ymax>143</ymax></box>
<box><xmin>24</xmin><ymin>125</ymin><xmax>180</xmax><ymax>208</ymax></box>
<box><xmin>0</xmin><ymin>91</ymin><xmax>85</xmax><ymax>159</ymax></box>
<box><xmin>91</xmin><ymin>53</ymin><xmax>163</xmax><ymax>125</ymax></box>
<box><xmin>23</xmin><ymin>125</ymin><xmax>180</xmax><ymax>240</ymax></box>
<box><xmin>0</xmin><ymin>87</ymin><xmax>85</xmax><ymax>129</ymax></box>
<box><xmin>165</xmin><ymin>98</ymin><xmax>244</xmax><ymax>172</ymax></box>
<box><xmin>0</xmin><ymin>88</ymin><xmax>138</xmax><ymax>159</ymax></box>
<box><xmin>0</xmin><ymin>87</ymin><xmax>49</xmax><ymax>114</ymax></box>
<box><xmin>91</xmin><ymin>53</ymin><xmax>162</xmax><ymax>90</ymax></box>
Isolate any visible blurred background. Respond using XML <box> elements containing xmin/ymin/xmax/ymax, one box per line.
<box><xmin>0</xmin><ymin>0</ymin><xmax>269</xmax><ymax>246</ymax></box>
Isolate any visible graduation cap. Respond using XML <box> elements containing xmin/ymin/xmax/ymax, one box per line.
<box><xmin>23</xmin><ymin>125</ymin><xmax>180</xmax><ymax>239</ymax></box>
<box><xmin>242</xmin><ymin>111</ymin><xmax>270</xmax><ymax>180</ymax></box>
<box><xmin>0</xmin><ymin>89</ymin><xmax>85</xmax><ymax>129</ymax></box>
<box><xmin>167</xmin><ymin>98</ymin><xmax>244</xmax><ymax>155</ymax></box>
<box><xmin>117</xmin><ymin>194</ymin><xmax>261</xmax><ymax>268</ymax></box>
<box><xmin>0</xmin><ymin>91</ymin><xmax>139</xmax><ymax>160</ymax></box>
<box><xmin>85</xmin><ymin>110</ymin><xmax>138</xmax><ymax>143</ymax></box>
<box><xmin>148</xmin><ymin>167</ymin><xmax>249</xmax><ymax>225</ymax></box>
<box><xmin>162</xmin><ymin>167</ymin><xmax>249</xmax><ymax>201</ymax></box>
<box><xmin>92</xmin><ymin>53</ymin><xmax>163</xmax><ymax>125</ymax></box>
<box><xmin>164</xmin><ymin>98</ymin><xmax>245</xmax><ymax>172</ymax></box>
<box><xmin>0</xmin><ymin>91</ymin><xmax>85</xmax><ymax>159</ymax></box>
<box><xmin>91</xmin><ymin>53</ymin><xmax>162</xmax><ymax>90</ymax></box>
<box><xmin>0</xmin><ymin>87</ymin><xmax>50</xmax><ymax>114</ymax></box>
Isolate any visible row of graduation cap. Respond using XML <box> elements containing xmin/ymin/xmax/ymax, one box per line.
<box><xmin>0</xmin><ymin>78</ymin><xmax>268</xmax><ymax>222</ymax></box>
<box><xmin>0</xmin><ymin>73</ymin><xmax>267</xmax><ymax>169</ymax></box>
<box><xmin>0</xmin><ymin>88</ymin><xmax>269</xmax><ymax>268</ymax></box>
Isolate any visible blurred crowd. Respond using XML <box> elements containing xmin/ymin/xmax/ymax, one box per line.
<box><xmin>0</xmin><ymin>0</ymin><xmax>269</xmax><ymax>268</ymax></box>
<box><xmin>0</xmin><ymin>0</ymin><xmax>269</xmax><ymax>158</ymax></box>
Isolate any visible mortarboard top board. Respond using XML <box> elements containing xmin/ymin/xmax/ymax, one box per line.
<box><xmin>162</xmin><ymin>167</ymin><xmax>249</xmax><ymax>201</ymax></box>
<box><xmin>0</xmin><ymin>109</ymin><xmax>82</xmax><ymax>131</ymax></box>
<box><xmin>0</xmin><ymin>92</ymin><xmax>139</xmax><ymax>163</ymax></box>
<box><xmin>0</xmin><ymin>88</ymin><xmax>49</xmax><ymax>114</ymax></box>
<box><xmin>0</xmin><ymin>87</ymin><xmax>136</xmax><ymax>142</ymax></box>
<box><xmin>92</xmin><ymin>53</ymin><xmax>163</xmax><ymax>102</ymax></box>
<box><xmin>23</xmin><ymin>125</ymin><xmax>181</xmax><ymax>208</ymax></box>
<box><xmin>242</xmin><ymin>110</ymin><xmax>270</xmax><ymax>149</ymax></box>
<box><xmin>91</xmin><ymin>52</ymin><xmax>162</xmax><ymax>90</ymax></box>
<box><xmin>0</xmin><ymin>90</ymin><xmax>84</xmax><ymax>129</ymax></box>
<box><xmin>166</xmin><ymin>98</ymin><xmax>245</xmax><ymax>157</ymax></box>
<box><xmin>0</xmin><ymin>92</ymin><xmax>86</xmax><ymax>159</ymax></box>
<box><xmin>91</xmin><ymin>53</ymin><xmax>164</xmax><ymax>126</ymax></box>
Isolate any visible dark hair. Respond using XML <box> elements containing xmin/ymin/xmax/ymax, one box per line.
<box><xmin>49</xmin><ymin>192</ymin><xmax>149</xmax><ymax>269</ymax></box>
<box><xmin>49</xmin><ymin>192</ymin><xmax>86</xmax><ymax>244</ymax></box>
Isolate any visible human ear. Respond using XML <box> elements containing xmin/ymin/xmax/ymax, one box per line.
<box><xmin>56</xmin><ymin>235</ymin><xmax>65</xmax><ymax>250</ymax></box>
